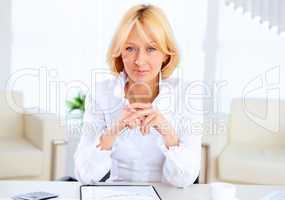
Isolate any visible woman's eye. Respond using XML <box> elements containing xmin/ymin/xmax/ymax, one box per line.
<box><xmin>147</xmin><ymin>47</ymin><xmax>156</xmax><ymax>52</ymax></box>
<box><xmin>126</xmin><ymin>47</ymin><xmax>135</xmax><ymax>52</ymax></box>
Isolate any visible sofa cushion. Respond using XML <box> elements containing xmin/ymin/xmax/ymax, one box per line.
<box><xmin>0</xmin><ymin>91</ymin><xmax>23</xmax><ymax>138</ymax></box>
<box><xmin>218</xmin><ymin>144</ymin><xmax>285</xmax><ymax>184</ymax></box>
<box><xmin>230</xmin><ymin>99</ymin><xmax>285</xmax><ymax>147</ymax></box>
<box><xmin>0</xmin><ymin>137</ymin><xmax>43</xmax><ymax>178</ymax></box>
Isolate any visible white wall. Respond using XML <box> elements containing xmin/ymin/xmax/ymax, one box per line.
<box><xmin>216</xmin><ymin>2</ymin><xmax>285</xmax><ymax>113</ymax></box>
<box><xmin>0</xmin><ymin>0</ymin><xmax>11</xmax><ymax>90</ymax></box>
<box><xmin>4</xmin><ymin>0</ymin><xmax>284</xmax><ymax>119</ymax></box>
<box><xmin>9</xmin><ymin>0</ymin><xmax>207</xmax><ymax>117</ymax></box>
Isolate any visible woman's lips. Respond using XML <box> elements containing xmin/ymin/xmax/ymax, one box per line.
<box><xmin>134</xmin><ymin>70</ymin><xmax>149</xmax><ymax>75</ymax></box>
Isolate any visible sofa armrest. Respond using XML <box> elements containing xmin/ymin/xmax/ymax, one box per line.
<box><xmin>202</xmin><ymin>113</ymin><xmax>230</xmax><ymax>182</ymax></box>
<box><xmin>23</xmin><ymin>113</ymin><xmax>65</xmax><ymax>149</ymax></box>
<box><xmin>23</xmin><ymin>113</ymin><xmax>67</xmax><ymax>180</ymax></box>
<box><xmin>200</xmin><ymin>143</ymin><xmax>209</xmax><ymax>183</ymax></box>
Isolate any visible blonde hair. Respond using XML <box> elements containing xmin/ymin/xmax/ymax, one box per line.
<box><xmin>107</xmin><ymin>4</ymin><xmax>180</xmax><ymax>79</ymax></box>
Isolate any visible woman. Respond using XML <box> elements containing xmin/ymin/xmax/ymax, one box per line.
<box><xmin>74</xmin><ymin>4</ymin><xmax>201</xmax><ymax>187</ymax></box>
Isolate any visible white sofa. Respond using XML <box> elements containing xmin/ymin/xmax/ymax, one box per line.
<box><xmin>0</xmin><ymin>91</ymin><xmax>66</xmax><ymax>180</ymax></box>
<box><xmin>217</xmin><ymin>98</ymin><xmax>285</xmax><ymax>184</ymax></box>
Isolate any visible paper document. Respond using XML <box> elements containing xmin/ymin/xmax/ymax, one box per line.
<box><xmin>80</xmin><ymin>185</ymin><xmax>161</xmax><ymax>200</ymax></box>
<box><xmin>260</xmin><ymin>191</ymin><xmax>285</xmax><ymax>200</ymax></box>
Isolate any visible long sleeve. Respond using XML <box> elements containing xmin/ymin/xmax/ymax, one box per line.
<box><xmin>74</xmin><ymin>93</ymin><xmax>112</xmax><ymax>184</ymax></box>
<box><xmin>161</xmin><ymin>115</ymin><xmax>202</xmax><ymax>188</ymax></box>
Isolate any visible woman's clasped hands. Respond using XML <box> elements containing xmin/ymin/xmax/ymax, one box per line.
<box><xmin>120</xmin><ymin>102</ymin><xmax>166</xmax><ymax>135</ymax></box>
<box><xmin>97</xmin><ymin>102</ymin><xmax>179</xmax><ymax>150</ymax></box>
<box><xmin>120</xmin><ymin>103</ymin><xmax>179</xmax><ymax>148</ymax></box>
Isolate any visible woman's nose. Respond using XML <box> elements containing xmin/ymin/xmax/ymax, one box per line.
<box><xmin>134</xmin><ymin>49</ymin><xmax>147</xmax><ymax>66</ymax></box>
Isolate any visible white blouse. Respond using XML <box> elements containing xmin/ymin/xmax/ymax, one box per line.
<box><xmin>74</xmin><ymin>71</ymin><xmax>202</xmax><ymax>187</ymax></box>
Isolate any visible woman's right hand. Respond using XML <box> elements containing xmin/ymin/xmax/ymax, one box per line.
<box><xmin>96</xmin><ymin>106</ymin><xmax>141</xmax><ymax>150</ymax></box>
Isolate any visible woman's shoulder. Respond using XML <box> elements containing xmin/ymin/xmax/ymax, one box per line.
<box><xmin>85</xmin><ymin>75</ymin><xmax>123</xmax><ymax>110</ymax></box>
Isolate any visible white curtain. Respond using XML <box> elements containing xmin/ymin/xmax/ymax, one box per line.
<box><xmin>225</xmin><ymin>0</ymin><xmax>285</xmax><ymax>34</ymax></box>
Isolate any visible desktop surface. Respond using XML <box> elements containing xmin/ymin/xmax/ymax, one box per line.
<box><xmin>0</xmin><ymin>180</ymin><xmax>284</xmax><ymax>200</ymax></box>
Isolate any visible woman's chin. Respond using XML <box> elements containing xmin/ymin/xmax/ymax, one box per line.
<box><xmin>132</xmin><ymin>75</ymin><xmax>151</xmax><ymax>82</ymax></box>
<box><xmin>128</xmin><ymin>73</ymin><xmax>157</xmax><ymax>83</ymax></box>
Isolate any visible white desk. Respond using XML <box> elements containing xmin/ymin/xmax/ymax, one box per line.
<box><xmin>0</xmin><ymin>181</ymin><xmax>285</xmax><ymax>200</ymax></box>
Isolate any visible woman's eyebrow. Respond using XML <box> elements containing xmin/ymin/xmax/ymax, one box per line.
<box><xmin>125</xmin><ymin>41</ymin><xmax>156</xmax><ymax>46</ymax></box>
<box><xmin>125</xmin><ymin>42</ymin><xmax>137</xmax><ymax>45</ymax></box>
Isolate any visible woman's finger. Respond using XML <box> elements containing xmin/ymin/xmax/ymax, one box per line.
<box><xmin>143</xmin><ymin>118</ymin><xmax>156</xmax><ymax>135</ymax></box>
<box><xmin>145</xmin><ymin>125</ymin><xmax>151</xmax><ymax>135</ymax></box>
<box><xmin>128</xmin><ymin>102</ymin><xmax>152</xmax><ymax>110</ymax></box>
<box><xmin>140</xmin><ymin>126</ymin><xmax>144</xmax><ymax>135</ymax></box>
<box><xmin>141</xmin><ymin>112</ymin><xmax>156</xmax><ymax>128</ymax></box>
<box><xmin>125</xmin><ymin>120</ymin><xmax>135</xmax><ymax>129</ymax></box>
<box><xmin>122</xmin><ymin>107</ymin><xmax>136</xmax><ymax>116</ymax></box>
<box><xmin>140</xmin><ymin>113</ymin><xmax>156</xmax><ymax>135</ymax></box>
<box><xmin>123</xmin><ymin>118</ymin><xmax>140</xmax><ymax>129</ymax></box>
<box><xmin>124</xmin><ymin>108</ymin><xmax>154</xmax><ymax>123</ymax></box>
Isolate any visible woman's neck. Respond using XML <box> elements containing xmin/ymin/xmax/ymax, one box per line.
<box><xmin>125</xmin><ymin>77</ymin><xmax>159</xmax><ymax>104</ymax></box>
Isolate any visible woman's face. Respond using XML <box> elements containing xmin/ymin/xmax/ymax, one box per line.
<box><xmin>121</xmin><ymin>27</ymin><xmax>167</xmax><ymax>83</ymax></box>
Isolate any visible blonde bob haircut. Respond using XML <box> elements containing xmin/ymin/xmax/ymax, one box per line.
<box><xmin>107</xmin><ymin>4</ymin><xmax>180</xmax><ymax>79</ymax></box>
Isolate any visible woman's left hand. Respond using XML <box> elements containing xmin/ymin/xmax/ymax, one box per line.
<box><xmin>123</xmin><ymin>102</ymin><xmax>179</xmax><ymax>148</ymax></box>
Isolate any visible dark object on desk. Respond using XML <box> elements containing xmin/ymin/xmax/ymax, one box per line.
<box><xmin>58</xmin><ymin>176</ymin><xmax>78</xmax><ymax>182</ymax></box>
<box><xmin>59</xmin><ymin>172</ymin><xmax>199</xmax><ymax>184</ymax></box>
<box><xmin>194</xmin><ymin>176</ymin><xmax>199</xmax><ymax>184</ymax></box>
<box><xmin>12</xmin><ymin>191</ymin><xmax>58</xmax><ymax>200</ymax></box>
